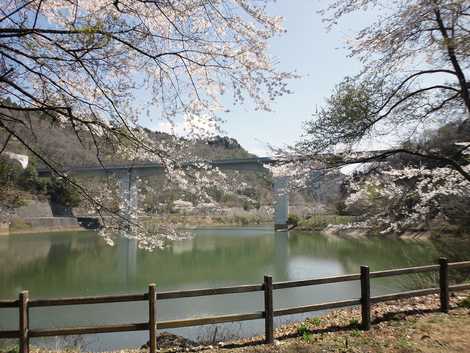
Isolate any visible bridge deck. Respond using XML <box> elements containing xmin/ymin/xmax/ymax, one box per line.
<box><xmin>37</xmin><ymin>157</ymin><xmax>275</xmax><ymax>177</ymax></box>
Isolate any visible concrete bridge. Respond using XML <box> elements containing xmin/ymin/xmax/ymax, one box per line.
<box><xmin>37</xmin><ymin>149</ymin><xmax>393</xmax><ymax>230</ymax></box>
<box><xmin>37</xmin><ymin>157</ymin><xmax>292</xmax><ymax>230</ymax></box>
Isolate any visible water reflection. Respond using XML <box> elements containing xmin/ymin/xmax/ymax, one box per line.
<box><xmin>117</xmin><ymin>236</ymin><xmax>137</xmax><ymax>286</ymax></box>
<box><xmin>0</xmin><ymin>227</ymin><xmax>468</xmax><ymax>351</ymax></box>
<box><xmin>273</xmin><ymin>232</ymin><xmax>289</xmax><ymax>279</ymax></box>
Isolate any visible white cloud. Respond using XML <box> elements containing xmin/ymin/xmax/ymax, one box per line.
<box><xmin>246</xmin><ymin>146</ymin><xmax>273</xmax><ymax>157</ymax></box>
<box><xmin>157</xmin><ymin>114</ymin><xmax>219</xmax><ymax>139</ymax></box>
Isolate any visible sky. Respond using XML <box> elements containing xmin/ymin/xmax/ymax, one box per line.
<box><xmin>147</xmin><ymin>0</ymin><xmax>375</xmax><ymax>156</ymax></box>
<box><xmin>222</xmin><ymin>0</ymin><xmax>364</xmax><ymax>156</ymax></box>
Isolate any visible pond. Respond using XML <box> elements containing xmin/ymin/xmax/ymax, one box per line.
<box><xmin>0</xmin><ymin>227</ymin><xmax>467</xmax><ymax>351</ymax></box>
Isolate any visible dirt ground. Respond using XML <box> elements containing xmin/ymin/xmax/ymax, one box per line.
<box><xmin>5</xmin><ymin>293</ymin><xmax>470</xmax><ymax>353</ymax></box>
<box><xmin>205</xmin><ymin>308</ymin><xmax>470</xmax><ymax>353</ymax></box>
<box><xmin>201</xmin><ymin>293</ymin><xmax>470</xmax><ymax>353</ymax></box>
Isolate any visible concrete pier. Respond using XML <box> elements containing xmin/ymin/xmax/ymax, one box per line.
<box><xmin>273</xmin><ymin>176</ymin><xmax>289</xmax><ymax>231</ymax></box>
<box><xmin>40</xmin><ymin>158</ymin><xmax>295</xmax><ymax>231</ymax></box>
<box><xmin>118</xmin><ymin>169</ymin><xmax>139</xmax><ymax>228</ymax></box>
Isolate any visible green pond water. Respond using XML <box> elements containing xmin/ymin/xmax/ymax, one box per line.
<box><xmin>0</xmin><ymin>227</ymin><xmax>468</xmax><ymax>351</ymax></box>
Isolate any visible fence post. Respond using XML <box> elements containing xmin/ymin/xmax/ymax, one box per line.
<box><xmin>19</xmin><ymin>290</ymin><xmax>29</xmax><ymax>353</ymax></box>
<box><xmin>148</xmin><ymin>284</ymin><xmax>157</xmax><ymax>353</ymax></box>
<box><xmin>360</xmin><ymin>266</ymin><xmax>371</xmax><ymax>330</ymax></box>
<box><xmin>263</xmin><ymin>275</ymin><xmax>274</xmax><ymax>344</ymax></box>
<box><xmin>439</xmin><ymin>257</ymin><xmax>449</xmax><ymax>313</ymax></box>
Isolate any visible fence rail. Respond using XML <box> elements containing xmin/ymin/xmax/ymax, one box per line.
<box><xmin>1</xmin><ymin>258</ymin><xmax>469</xmax><ymax>353</ymax></box>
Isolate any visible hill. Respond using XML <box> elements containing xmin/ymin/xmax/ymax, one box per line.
<box><xmin>0</xmin><ymin>109</ymin><xmax>278</xmax><ymax>219</ymax></box>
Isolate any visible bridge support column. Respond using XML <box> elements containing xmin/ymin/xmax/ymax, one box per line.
<box><xmin>273</xmin><ymin>176</ymin><xmax>289</xmax><ymax>231</ymax></box>
<box><xmin>117</xmin><ymin>237</ymin><xmax>137</xmax><ymax>283</ymax></box>
<box><xmin>117</xmin><ymin>169</ymin><xmax>138</xmax><ymax>279</ymax></box>
<box><xmin>118</xmin><ymin>169</ymin><xmax>139</xmax><ymax>229</ymax></box>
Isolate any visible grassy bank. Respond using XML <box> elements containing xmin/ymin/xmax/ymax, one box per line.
<box><xmin>198</xmin><ymin>292</ymin><xmax>470</xmax><ymax>353</ymax></box>
<box><xmin>295</xmin><ymin>214</ymin><xmax>356</xmax><ymax>231</ymax></box>
<box><xmin>208</xmin><ymin>305</ymin><xmax>470</xmax><ymax>353</ymax></box>
<box><xmin>142</xmin><ymin>213</ymin><xmax>272</xmax><ymax>228</ymax></box>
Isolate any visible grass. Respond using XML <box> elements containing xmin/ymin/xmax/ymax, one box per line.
<box><xmin>142</xmin><ymin>213</ymin><xmax>271</xmax><ymax>227</ymax></box>
<box><xmin>296</xmin><ymin>323</ymin><xmax>309</xmax><ymax>336</ymax></box>
<box><xmin>297</xmin><ymin>214</ymin><xmax>356</xmax><ymax>231</ymax></box>
<box><xmin>0</xmin><ymin>346</ymin><xmax>18</xmax><ymax>353</ymax></box>
<box><xmin>348</xmin><ymin>318</ymin><xmax>360</xmax><ymax>328</ymax></box>
<box><xmin>297</xmin><ymin>318</ymin><xmax>325</xmax><ymax>343</ymax></box>
<box><xmin>9</xmin><ymin>218</ymin><xmax>32</xmax><ymax>230</ymax></box>
<box><xmin>307</xmin><ymin>317</ymin><xmax>321</xmax><ymax>326</ymax></box>
<box><xmin>297</xmin><ymin>323</ymin><xmax>312</xmax><ymax>342</ymax></box>
<box><xmin>0</xmin><ymin>312</ymin><xmax>468</xmax><ymax>353</ymax></box>
<box><xmin>201</xmin><ymin>303</ymin><xmax>470</xmax><ymax>353</ymax></box>
<box><xmin>4</xmin><ymin>296</ymin><xmax>470</xmax><ymax>353</ymax></box>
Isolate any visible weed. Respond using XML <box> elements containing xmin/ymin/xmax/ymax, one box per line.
<box><xmin>308</xmin><ymin>317</ymin><xmax>321</xmax><ymax>326</ymax></box>
<box><xmin>287</xmin><ymin>214</ymin><xmax>300</xmax><ymax>226</ymax></box>
<box><xmin>302</xmin><ymin>332</ymin><xmax>313</xmax><ymax>342</ymax></box>
<box><xmin>349</xmin><ymin>318</ymin><xmax>360</xmax><ymax>328</ymax></box>
<box><xmin>396</xmin><ymin>337</ymin><xmax>414</xmax><ymax>350</ymax></box>
<box><xmin>297</xmin><ymin>323</ymin><xmax>309</xmax><ymax>336</ymax></box>
<box><xmin>350</xmin><ymin>329</ymin><xmax>362</xmax><ymax>337</ymax></box>
<box><xmin>0</xmin><ymin>346</ymin><xmax>19</xmax><ymax>353</ymax></box>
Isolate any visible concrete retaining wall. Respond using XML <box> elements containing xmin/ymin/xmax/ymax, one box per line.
<box><xmin>0</xmin><ymin>198</ymin><xmax>87</xmax><ymax>235</ymax></box>
<box><xmin>7</xmin><ymin>217</ymin><xmax>85</xmax><ymax>235</ymax></box>
<box><xmin>14</xmin><ymin>199</ymin><xmax>53</xmax><ymax>218</ymax></box>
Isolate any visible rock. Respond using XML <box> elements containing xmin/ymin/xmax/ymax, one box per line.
<box><xmin>141</xmin><ymin>332</ymin><xmax>197</xmax><ymax>350</ymax></box>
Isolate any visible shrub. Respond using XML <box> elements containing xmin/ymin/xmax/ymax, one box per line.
<box><xmin>46</xmin><ymin>177</ymin><xmax>81</xmax><ymax>208</ymax></box>
<box><xmin>287</xmin><ymin>213</ymin><xmax>300</xmax><ymax>226</ymax></box>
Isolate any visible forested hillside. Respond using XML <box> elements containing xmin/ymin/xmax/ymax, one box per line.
<box><xmin>0</xmin><ymin>105</ymin><xmax>254</xmax><ymax>168</ymax></box>
<box><xmin>0</xmin><ymin>107</ymin><xmax>278</xmax><ymax>217</ymax></box>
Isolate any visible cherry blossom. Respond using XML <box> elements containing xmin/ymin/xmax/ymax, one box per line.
<box><xmin>0</xmin><ymin>0</ymin><xmax>294</xmax><ymax>248</ymax></box>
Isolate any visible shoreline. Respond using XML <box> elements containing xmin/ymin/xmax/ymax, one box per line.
<box><xmin>317</xmin><ymin>225</ymin><xmax>470</xmax><ymax>241</ymax></box>
<box><xmin>1</xmin><ymin>217</ymin><xmax>87</xmax><ymax>236</ymax></box>
<box><xmin>1</xmin><ymin>214</ymin><xmax>274</xmax><ymax>236</ymax></box>
<box><xmin>5</xmin><ymin>291</ymin><xmax>469</xmax><ymax>353</ymax></box>
<box><xmin>4</xmin><ymin>213</ymin><xmax>470</xmax><ymax>242</ymax></box>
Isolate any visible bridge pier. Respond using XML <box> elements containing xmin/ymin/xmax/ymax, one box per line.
<box><xmin>117</xmin><ymin>169</ymin><xmax>139</xmax><ymax>229</ymax></box>
<box><xmin>273</xmin><ymin>176</ymin><xmax>289</xmax><ymax>231</ymax></box>
<box><xmin>38</xmin><ymin>157</ymin><xmax>294</xmax><ymax>232</ymax></box>
<box><xmin>117</xmin><ymin>237</ymin><xmax>137</xmax><ymax>283</ymax></box>
<box><xmin>117</xmin><ymin>169</ymin><xmax>138</xmax><ymax>279</ymax></box>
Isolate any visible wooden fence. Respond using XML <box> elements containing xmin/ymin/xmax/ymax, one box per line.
<box><xmin>1</xmin><ymin>257</ymin><xmax>470</xmax><ymax>353</ymax></box>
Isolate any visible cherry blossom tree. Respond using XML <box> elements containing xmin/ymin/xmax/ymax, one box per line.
<box><xmin>296</xmin><ymin>0</ymin><xmax>470</xmax><ymax>179</ymax></box>
<box><xmin>0</xmin><ymin>0</ymin><xmax>293</xmax><ymax>248</ymax></box>
<box><xmin>271</xmin><ymin>1</ymin><xmax>470</xmax><ymax>234</ymax></box>
<box><xmin>341</xmin><ymin>165</ymin><xmax>470</xmax><ymax>234</ymax></box>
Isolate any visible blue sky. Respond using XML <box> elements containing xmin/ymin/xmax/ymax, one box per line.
<box><xmin>222</xmin><ymin>0</ymin><xmax>366</xmax><ymax>155</ymax></box>
<box><xmin>147</xmin><ymin>1</ymin><xmax>373</xmax><ymax>156</ymax></box>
